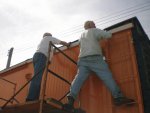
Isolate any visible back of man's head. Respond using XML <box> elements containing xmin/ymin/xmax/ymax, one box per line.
<box><xmin>84</xmin><ymin>21</ymin><xmax>96</xmax><ymax>30</ymax></box>
<box><xmin>43</xmin><ymin>32</ymin><xmax>52</xmax><ymax>38</ymax></box>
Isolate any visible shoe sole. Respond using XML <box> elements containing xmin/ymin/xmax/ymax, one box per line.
<box><xmin>125</xmin><ymin>101</ymin><xmax>136</xmax><ymax>106</ymax></box>
<box><xmin>115</xmin><ymin>101</ymin><xmax>136</xmax><ymax>106</ymax></box>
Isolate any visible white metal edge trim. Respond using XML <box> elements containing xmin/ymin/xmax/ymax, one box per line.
<box><xmin>109</xmin><ymin>23</ymin><xmax>133</xmax><ymax>34</ymax></box>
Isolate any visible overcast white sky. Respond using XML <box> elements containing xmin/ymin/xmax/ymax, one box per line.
<box><xmin>0</xmin><ymin>0</ymin><xmax>150</xmax><ymax>70</ymax></box>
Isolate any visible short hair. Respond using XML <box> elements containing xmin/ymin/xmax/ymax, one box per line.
<box><xmin>43</xmin><ymin>32</ymin><xmax>52</xmax><ymax>37</ymax></box>
<box><xmin>84</xmin><ymin>21</ymin><xmax>95</xmax><ymax>29</ymax></box>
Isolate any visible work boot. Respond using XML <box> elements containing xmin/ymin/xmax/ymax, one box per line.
<box><xmin>114</xmin><ymin>97</ymin><xmax>135</xmax><ymax>106</ymax></box>
<box><xmin>63</xmin><ymin>96</ymin><xmax>75</xmax><ymax>112</ymax></box>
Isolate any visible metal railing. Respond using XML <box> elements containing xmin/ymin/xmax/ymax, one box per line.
<box><xmin>0</xmin><ymin>98</ymin><xmax>19</xmax><ymax>104</ymax></box>
<box><xmin>1</xmin><ymin>65</ymin><xmax>46</xmax><ymax>109</ymax></box>
<box><xmin>0</xmin><ymin>77</ymin><xmax>17</xmax><ymax>104</ymax></box>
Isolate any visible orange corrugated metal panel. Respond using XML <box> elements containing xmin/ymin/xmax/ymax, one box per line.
<box><xmin>0</xmin><ymin>64</ymin><xmax>33</xmax><ymax>106</ymax></box>
<box><xmin>45</xmin><ymin>47</ymin><xmax>79</xmax><ymax>102</ymax></box>
<box><xmin>0</xmin><ymin>28</ymin><xmax>144</xmax><ymax>113</ymax></box>
<box><xmin>45</xmin><ymin>29</ymin><xmax>144</xmax><ymax>113</ymax></box>
<box><xmin>0</xmin><ymin>79</ymin><xmax>15</xmax><ymax>106</ymax></box>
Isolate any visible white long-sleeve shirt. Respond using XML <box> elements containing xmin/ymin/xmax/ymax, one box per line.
<box><xmin>36</xmin><ymin>36</ymin><xmax>61</xmax><ymax>59</ymax></box>
<box><xmin>79</xmin><ymin>28</ymin><xmax>112</xmax><ymax>58</ymax></box>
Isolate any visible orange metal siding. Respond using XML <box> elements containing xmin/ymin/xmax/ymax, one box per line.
<box><xmin>0</xmin><ymin>78</ymin><xmax>15</xmax><ymax>106</ymax></box>
<box><xmin>45</xmin><ymin>29</ymin><xmax>144</xmax><ymax>113</ymax></box>
<box><xmin>0</xmin><ymin>64</ymin><xmax>33</xmax><ymax>106</ymax></box>
<box><xmin>45</xmin><ymin>47</ymin><xmax>79</xmax><ymax>102</ymax></box>
<box><xmin>0</xmin><ymin>29</ymin><xmax>144</xmax><ymax>113</ymax></box>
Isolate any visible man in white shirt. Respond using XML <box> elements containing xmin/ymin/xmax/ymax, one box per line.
<box><xmin>26</xmin><ymin>32</ymin><xmax>70</xmax><ymax>101</ymax></box>
<box><xmin>64</xmin><ymin>21</ymin><xmax>135</xmax><ymax>110</ymax></box>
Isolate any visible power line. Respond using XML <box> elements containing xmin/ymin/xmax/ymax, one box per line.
<box><xmin>1</xmin><ymin>2</ymin><xmax>150</xmax><ymax>57</ymax></box>
<box><xmin>5</xmin><ymin>2</ymin><xmax>150</xmax><ymax>51</ymax></box>
<box><xmin>13</xmin><ymin>48</ymin><xmax>35</xmax><ymax>55</ymax></box>
<box><xmin>97</xmin><ymin>7</ymin><xmax>150</xmax><ymax>26</ymax></box>
<box><xmin>3</xmin><ymin>6</ymin><xmax>150</xmax><ymax>56</ymax></box>
<box><xmin>0</xmin><ymin>45</ymin><xmax>35</xmax><ymax>55</ymax></box>
<box><xmin>56</xmin><ymin>2</ymin><xmax>150</xmax><ymax>36</ymax></box>
<box><xmin>14</xmin><ymin>6</ymin><xmax>150</xmax><ymax>57</ymax></box>
<box><xmin>58</xmin><ymin>5</ymin><xmax>150</xmax><ymax>38</ymax></box>
<box><xmin>95</xmin><ymin>3</ymin><xmax>150</xmax><ymax>23</ymax></box>
<box><xmin>14</xmin><ymin>46</ymin><xmax>35</xmax><ymax>52</ymax></box>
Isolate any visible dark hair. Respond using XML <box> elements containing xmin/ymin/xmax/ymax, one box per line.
<box><xmin>43</xmin><ymin>32</ymin><xmax>52</xmax><ymax>37</ymax></box>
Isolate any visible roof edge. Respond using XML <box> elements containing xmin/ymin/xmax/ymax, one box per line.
<box><xmin>0</xmin><ymin>59</ymin><xmax>32</xmax><ymax>74</ymax></box>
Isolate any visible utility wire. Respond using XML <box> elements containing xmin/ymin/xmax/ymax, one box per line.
<box><xmin>97</xmin><ymin>7</ymin><xmax>150</xmax><ymax>26</ymax></box>
<box><xmin>8</xmin><ymin>3</ymin><xmax>150</xmax><ymax>50</ymax></box>
<box><xmin>56</xmin><ymin>2</ymin><xmax>150</xmax><ymax>36</ymax></box>
<box><xmin>0</xmin><ymin>2</ymin><xmax>150</xmax><ymax>57</ymax></box>
<box><xmin>71</xmin><ymin>6</ymin><xmax>150</xmax><ymax>34</ymax></box>
<box><xmin>14</xmin><ymin>46</ymin><xmax>35</xmax><ymax>52</ymax></box>
<box><xmin>58</xmin><ymin>6</ymin><xmax>150</xmax><ymax>38</ymax></box>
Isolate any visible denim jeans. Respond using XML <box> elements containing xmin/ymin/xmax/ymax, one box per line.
<box><xmin>26</xmin><ymin>52</ymin><xmax>47</xmax><ymax>101</ymax></box>
<box><xmin>68</xmin><ymin>55</ymin><xmax>123</xmax><ymax>99</ymax></box>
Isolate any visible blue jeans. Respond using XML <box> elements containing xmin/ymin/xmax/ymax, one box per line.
<box><xmin>26</xmin><ymin>52</ymin><xmax>47</xmax><ymax>101</ymax></box>
<box><xmin>68</xmin><ymin>55</ymin><xmax>123</xmax><ymax>99</ymax></box>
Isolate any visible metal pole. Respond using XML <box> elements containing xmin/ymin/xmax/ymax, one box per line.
<box><xmin>6</xmin><ymin>47</ymin><xmax>14</xmax><ymax>69</ymax></box>
<box><xmin>48</xmin><ymin>69</ymin><xmax>71</xmax><ymax>85</ymax></box>
<box><xmin>0</xmin><ymin>77</ymin><xmax>16</xmax><ymax>85</ymax></box>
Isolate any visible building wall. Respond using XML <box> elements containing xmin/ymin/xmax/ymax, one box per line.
<box><xmin>0</xmin><ymin>28</ymin><xmax>144</xmax><ymax>113</ymax></box>
<box><xmin>45</xmin><ymin>29</ymin><xmax>144</xmax><ymax>113</ymax></box>
<box><xmin>0</xmin><ymin>63</ymin><xmax>33</xmax><ymax>106</ymax></box>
